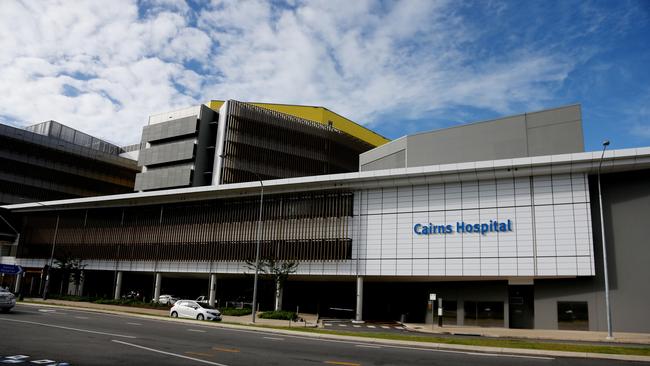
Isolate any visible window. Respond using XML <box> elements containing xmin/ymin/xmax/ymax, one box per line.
<box><xmin>464</xmin><ymin>301</ymin><xmax>504</xmax><ymax>327</ymax></box>
<box><xmin>558</xmin><ymin>301</ymin><xmax>589</xmax><ymax>330</ymax></box>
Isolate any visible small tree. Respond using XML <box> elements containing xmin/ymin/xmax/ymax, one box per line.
<box><xmin>54</xmin><ymin>254</ymin><xmax>86</xmax><ymax>296</ymax></box>
<box><xmin>246</xmin><ymin>258</ymin><xmax>298</xmax><ymax>311</ymax></box>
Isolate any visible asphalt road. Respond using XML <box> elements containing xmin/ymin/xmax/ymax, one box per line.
<box><xmin>0</xmin><ymin>304</ymin><xmax>640</xmax><ymax>366</ymax></box>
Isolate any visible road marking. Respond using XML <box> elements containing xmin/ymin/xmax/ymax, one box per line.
<box><xmin>112</xmin><ymin>340</ymin><xmax>228</xmax><ymax>366</ymax></box>
<box><xmin>38</xmin><ymin>309</ymin><xmax>57</xmax><ymax>313</ymax></box>
<box><xmin>127</xmin><ymin>322</ymin><xmax>142</xmax><ymax>326</ymax></box>
<box><xmin>186</xmin><ymin>352</ymin><xmax>213</xmax><ymax>357</ymax></box>
<box><xmin>337</xmin><ymin>324</ymin><xmax>347</xmax><ymax>327</ymax></box>
<box><xmin>263</xmin><ymin>337</ymin><xmax>284</xmax><ymax>341</ymax></box>
<box><xmin>380</xmin><ymin>326</ymin><xmax>390</xmax><ymax>329</ymax></box>
<box><xmin>324</xmin><ymin>361</ymin><xmax>361</xmax><ymax>366</ymax></box>
<box><xmin>353</xmin><ymin>325</ymin><xmax>361</xmax><ymax>328</ymax></box>
<box><xmin>212</xmin><ymin>347</ymin><xmax>240</xmax><ymax>353</ymax></box>
<box><xmin>355</xmin><ymin>344</ymin><xmax>380</xmax><ymax>349</ymax></box>
<box><xmin>0</xmin><ymin>318</ymin><xmax>136</xmax><ymax>339</ymax></box>
<box><xmin>188</xmin><ymin>329</ymin><xmax>206</xmax><ymax>333</ymax></box>
<box><xmin>366</xmin><ymin>325</ymin><xmax>376</xmax><ymax>328</ymax></box>
<box><xmin>74</xmin><ymin>316</ymin><xmax>89</xmax><ymax>320</ymax></box>
<box><xmin>324</xmin><ymin>323</ymin><xmax>332</xmax><ymax>326</ymax></box>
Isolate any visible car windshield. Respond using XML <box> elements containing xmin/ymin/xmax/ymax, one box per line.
<box><xmin>199</xmin><ymin>303</ymin><xmax>217</xmax><ymax>310</ymax></box>
<box><xmin>0</xmin><ymin>288</ymin><xmax>10</xmax><ymax>293</ymax></box>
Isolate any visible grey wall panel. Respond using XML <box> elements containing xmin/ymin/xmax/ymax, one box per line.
<box><xmin>134</xmin><ymin>165</ymin><xmax>193</xmax><ymax>191</ymax></box>
<box><xmin>406</xmin><ymin>115</ymin><xmax>528</xmax><ymax>167</ymax></box>
<box><xmin>534</xmin><ymin>169</ymin><xmax>650</xmax><ymax>332</ymax></box>
<box><xmin>360</xmin><ymin>105</ymin><xmax>584</xmax><ymax>171</ymax></box>
<box><xmin>525</xmin><ymin>105</ymin><xmax>581</xmax><ymax>128</ymax></box>
<box><xmin>359</xmin><ymin>137</ymin><xmax>407</xmax><ymax>167</ymax></box>
<box><xmin>141</xmin><ymin>115</ymin><xmax>198</xmax><ymax>143</ymax></box>
<box><xmin>138</xmin><ymin>139</ymin><xmax>195</xmax><ymax>166</ymax></box>
<box><xmin>527</xmin><ymin>120</ymin><xmax>584</xmax><ymax>156</ymax></box>
<box><xmin>192</xmin><ymin>105</ymin><xmax>218</xmax><ymax>187</ymax></box>
<box><xmin>360</xmin><ymin>149</ymin><xmax>406</xmax><ymax>171</ymax></box>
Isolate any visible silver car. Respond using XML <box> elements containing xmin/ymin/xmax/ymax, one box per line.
<box><xmin>170</xmin><ymin>300</ymin><xmax>221</xmax><ymax>321</ymax></box>
<box><xmin>0</xmin><ymin>288</ymin><xmax>16</xmax><ymax>313</ymax></box>
<box><xmin>158</xmin><ymin>294</ymin><xmax>178</xmax><ymax>305</ymax></box>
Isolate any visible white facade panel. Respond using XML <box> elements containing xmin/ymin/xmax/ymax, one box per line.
<box><xmin>352</xmin><ymin>173</ymin><xmax>595</xmax><ymax>278</ymax></box>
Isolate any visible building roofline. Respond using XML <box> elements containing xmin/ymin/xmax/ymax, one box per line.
<box><xmin>403</xmin><ymin>103</ymin><xmax>582</xmax><ymax>139</ymax></box>
<box><xmin>4</xmin><ymin>146</ymin><xmax>649</xmax><ymax>213</ymax></box>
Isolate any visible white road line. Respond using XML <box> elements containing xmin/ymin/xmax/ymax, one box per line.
<box><xmin>355</xmin><ymin>344</ymin><xmax>381</xmax><ymax>349</ymax></box>
<box><xmin>337</xmin><ymin>324</ymin><xmax>348</xmax><ymax>327</ymax></box>
<box><xmin>187</xmin><ymin>329</ymin><xmax>206</xmax><ymax>333</ymax></box>
<box><xmin>366</xmin><ymin>325</ymin><xmax>376</xmax><ymax>328</ymax></box>
<box><xmin>263</xmin><ymin>337</ymin><xmax>284</xmax><ymax>341</ymax></box>
<box><xmin>74</xmin><ymin>316</ymin><xmax>89</xmax><ymax>320</ymax></box>
<box><xmin>38</xmin><ymin>309</ymin><xmax>57</xmax><ymax>313</ymax></box>
<box><xmin>127</xmin><ymin>322</ymin><xmax>142</xmax><ymax>326</ymax></box>
<box><xmin>380</xmin><ymin>326</ymin><xmax>390</xmax><ymax>329</ymax></box>
<box><xmin>324</xmin><ymin>323</ymin><xmax>332</xmax><ymax>326</ymax></box>
<box><xmin>0</xmin><ymin>318</ymin><xmax>136</xmax><ymax>339</ymax></box>
<box><xmin>112</xmin><ymin>340</ymin><xmax>229</xmax><ymax>366</ymax></box>
<box><xmin>353</xmin><ymin>325</ymin><xmax>361</xmax><ymax>328</ymax></box>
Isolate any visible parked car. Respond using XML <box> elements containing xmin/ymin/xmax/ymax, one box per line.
<box><xmin>170</xmin><ymin>300</ymin><xmax>221</xmax><ymax>321</ymax></box>
<box><xmin>0</xmin><ymin>288</ymin><xmax>16</xmax><ymax>313</ymax></box>
<box><xmin>157</xmin><ymin>294</ymin><xmax>178</xmax><ymax>305</ymax></box>
<box><xmin>195</xmin><ymin>296</ymin><xmax>208</xmax><ymax>303</ymax></box>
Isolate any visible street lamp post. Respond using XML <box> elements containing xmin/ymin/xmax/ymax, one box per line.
<box><xmin>42</xmin><ymin>213</ymin><xmax>60</xmax><ymax>300</ymax></box>
<box><xmin>219</xmin><ymin>155</ymin><xmax>264</xmax><ymax>323</ymax></box>
<box><xmin>597</xmin><ymin>140</ymin><xmax>614</xmax><ymax>339</ymax></box>
<box><xmin>251</xmin><ymin>178</ymin><xmax>263</xmax><ymax>323</ymax></box>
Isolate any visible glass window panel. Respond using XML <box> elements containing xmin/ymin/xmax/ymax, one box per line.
<box><xmin>557</xmin><ymin>301</ymin><xmax>589</xmax><ymax>330</ymax></box>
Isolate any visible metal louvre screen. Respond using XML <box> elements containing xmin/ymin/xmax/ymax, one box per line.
<box><xmin>220</xmin><ymin>101</ymin><xmax>373</xmax><ymax>183</ymax></box>
<box><xmin>18</xmin><ymin>191</ymin><xmax>354</xmax><ymax>262</ymax></box>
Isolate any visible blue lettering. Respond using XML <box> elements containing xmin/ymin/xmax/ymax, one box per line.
<box><xmin>507</xmin><ymin>219</ymin><xmax>512</xmax><ymax>231</ymax></box>
<box><xmin>481</xmin><ymin>223</ymin><xmax>489</xmax><ymax>235</ymax></box>
<box><xmin>456</xmin><ymin>222</ymin><xmax>464</xmax><ymax>233</ymax></box>
<box><xmin>445</xmin><ymin>225</ymin><xmax>453</xmax><ymax>234</ymax></box>
<box><xmin>499</xmin><ymin>222</ymin><xmax>507</xmax><ymax>231</ymax></box>
<box><xmin>414</xmin><ymin>224</ymin><xmax>422</xmax><ymax>235</ymax></box>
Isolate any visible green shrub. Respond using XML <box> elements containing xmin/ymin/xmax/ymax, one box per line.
<box><xmin>91</xmin><ymin>299</ymin><xmax>169</xmax><ymax>309</ymax></box>
<box><xmin>259</xmin><ymin>310</ymin><xmax>297</xmax><ymax>320</ymax></box>
<box><xmin>220</xmin><ymin>307</ymin><xmax>252</xmax><ymax>316</ymax></box>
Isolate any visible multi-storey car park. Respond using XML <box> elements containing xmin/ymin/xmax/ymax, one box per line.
<box><xmin>1</xmin><ymin>102</ymin><xmax>649</xmax><ymax>333</ymax></box>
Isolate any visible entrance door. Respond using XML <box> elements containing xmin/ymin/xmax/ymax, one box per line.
<box><xmin>508</xmin><ymin>285</ymin><xmax>534</xmax><ymax>329</ymax></box>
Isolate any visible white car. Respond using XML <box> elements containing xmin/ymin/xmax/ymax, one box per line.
<box><xmin>170</xmin><ymin>300</ymin><xmax>221</xmax><ymax>321</ymax></box>
<box><xmin>0</xmin><ymin>288</ymin><xmax>16</xmax><ymax>313</ymax></box>
<box><xmin>158</xmin><ymin>294</ymin><xmax>178</xmax><ymax>305</ymax></box>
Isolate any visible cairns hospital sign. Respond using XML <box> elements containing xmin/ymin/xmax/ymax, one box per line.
<box><xmin>414</xmin><ymin>220</ymin><xmax>513</xmax><ymax>235</ymax></box>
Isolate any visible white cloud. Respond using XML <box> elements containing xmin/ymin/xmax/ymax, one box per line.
<box><xmin>0</xmin><ymin>0</ymin><xmax>577</xmax><ymax>145</ymax></box>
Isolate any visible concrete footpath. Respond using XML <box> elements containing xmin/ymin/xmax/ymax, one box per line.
<box><xmin>16</xmin><ymin>299</ymin><xmax>650</xmax><ymax>363</ymax></box>
<box><xmin>404</xmin><ymin>323</ymin><xmax>650</xmax><ymax>345</ymax></box>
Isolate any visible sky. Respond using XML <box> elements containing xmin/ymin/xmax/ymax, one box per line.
<box><xmin>0</xmin><ymin>0</ymin><xmax>648</xmax><ymax>152</ymax></box>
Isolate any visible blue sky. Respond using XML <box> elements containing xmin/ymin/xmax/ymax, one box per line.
<box><xmin>0</xmin><ymin>0</ymin><xmax>648</xmax><ymax>152</ymax></box>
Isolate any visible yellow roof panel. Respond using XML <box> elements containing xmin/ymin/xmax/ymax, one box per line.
<box><xmin>207</xmin><ymin>100</ymin><xmax>389</xmax><ymax>147</ymax></box>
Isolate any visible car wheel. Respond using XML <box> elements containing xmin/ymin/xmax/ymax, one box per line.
<box><xmin>171</xmin><ymin>311</ymin><xmax>178</xmax><ymax>318</ymax></box>
<box><xmin>197</xmin><ymin>314</ymin><xmax>204</xmax><ymax>320</ymax></box>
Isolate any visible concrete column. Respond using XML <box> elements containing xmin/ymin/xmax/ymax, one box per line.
<box><xmin>154</xmin><ymin>272</ymin><xmax>162</xmax><ymax>302</ymax></box>
<box><xmin>274</xmin><ymin>280</ymin><xmax>283</xmax><ymax>311</ymax></box>
<box><xmin>14</xmin><ymin>273</ymin><xmax>22</xmax><ymax>293</ymax></box>
<box><xmin>209</xmin><ymin>274</ymin><xmax>217</xmax><ymax>307</ymax></box>
<box><xmin>114</xmin><ymin>271</ymin><xmax>123</xmax><ymax>300</ymax></box>
<box><xmin>78</xmin><ymin>271</ymin><xmax>85</xmax><ymax>296</ymax></box>
<box><xmin>354</xmin><ymin>276</ymin><xmax>364</xmax><ymax>323</ymax></box>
